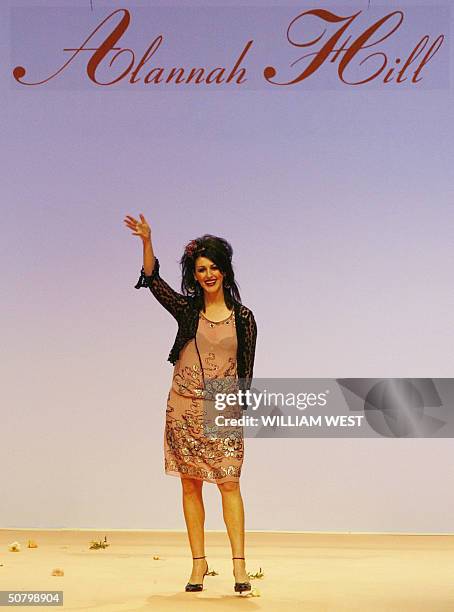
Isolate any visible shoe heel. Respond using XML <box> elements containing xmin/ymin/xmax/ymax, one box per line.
<box><xmin>185</xmin><ymin>556</ymin><xmax>209</xmax><ymax>593</ymax></box>
<box><xmin>232</xmin><ymin>556</ymin><xmax>251</xmax><ymax>595</ymax></box>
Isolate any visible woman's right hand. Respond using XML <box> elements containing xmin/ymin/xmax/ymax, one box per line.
<box><xmin>123</xmin><ymin>213</ymin><xmax>151</xmax><ymax>242</ymax></box>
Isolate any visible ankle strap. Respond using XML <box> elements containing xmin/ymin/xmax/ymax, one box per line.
<box><xmin>193</xmin><ymin>556</ymin><xmax>206</xmax><ymax>559</ymax></box>
<box><xmin>232</xmin><ymin>557</ymin><xmax>245</xmax><ymax>560</ymax></box>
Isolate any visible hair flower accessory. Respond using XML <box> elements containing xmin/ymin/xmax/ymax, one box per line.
<box><xmin>185</xmin><ymin>239</ymin><xmax>198</xmax><ymax>257</ymax></box>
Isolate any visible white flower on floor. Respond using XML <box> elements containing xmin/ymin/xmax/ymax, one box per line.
<box><xmin>51</xmin><ymin>568</ymin><xmax>64</xmax><ymax>576</ymax></box>
<box><xmin>8</xmin><ymin>541</ymin><xmax>20</xmax><ymax>552</ymax></box>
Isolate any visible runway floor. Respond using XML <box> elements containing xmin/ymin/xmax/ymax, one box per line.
<box><xmin>1</xmin><ymin>529</ymin><xmax>453</xmax><ymax>611</ymax></box>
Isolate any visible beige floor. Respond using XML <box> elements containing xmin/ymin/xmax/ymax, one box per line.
<box><xmin>0</xmin><ymin>529</ymin><xmax>453</xmax><ymax>611</ymax></box>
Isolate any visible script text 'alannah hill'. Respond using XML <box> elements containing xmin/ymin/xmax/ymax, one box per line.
<box><xmin>12</xmin><ymin>8</ymin><xmax>444</xmax><ymax>87</ymax></box>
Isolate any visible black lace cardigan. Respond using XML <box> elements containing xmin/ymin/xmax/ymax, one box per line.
<box><xmin>134</xmin><ymin>258</ymin><xmax>257</xmax><ymax>390</ymax></box>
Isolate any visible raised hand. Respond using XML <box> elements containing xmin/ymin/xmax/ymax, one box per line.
<box><xmin>123</xmin><ymin>213</ymin><xmax>151</xmax><ymax>242</ymax></box>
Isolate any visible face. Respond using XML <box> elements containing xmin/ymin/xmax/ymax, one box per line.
<box><xmin>194</xmin><ymin>256</ymin><xmax>224</xmax><ymax>294</ymax></box>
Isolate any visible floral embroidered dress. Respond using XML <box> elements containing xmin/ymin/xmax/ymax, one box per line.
<box><xmin>165</xmin><ymin>310</ymin><xmax>244</xmax><ymax>484</ymax></box>
<box><xmin>134</xmin><ymin>257</ymin><xmax>257</xmax><ymax>485</ymax></box>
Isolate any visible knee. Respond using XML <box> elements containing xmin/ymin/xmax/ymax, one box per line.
<box><xmin>217</xmin><ymin>481</ymin><xmax>240</xmax><ymax>494</ymax></box>
<box><xmin>181</xmin><ymin>477</ymin><xmax>203</xmax><ymax>495</ymax></box>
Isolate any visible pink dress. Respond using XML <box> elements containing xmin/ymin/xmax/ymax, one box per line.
<box><xmin>164</xmin><ymin>310</ymin><xmax>244</xmax><ymax>484</ymax></box>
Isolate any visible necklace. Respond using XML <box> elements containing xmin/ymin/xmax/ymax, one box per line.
<box><xmin>199</xmin><ymin>310</ymin><xmax>234</xmax><ymax>326</ymax></box>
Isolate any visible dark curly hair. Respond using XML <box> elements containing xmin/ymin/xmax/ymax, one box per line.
<box><xmin>180</xmin><ymin>234</ymin><xmax>241</xmax><ymax>311</ymax></box>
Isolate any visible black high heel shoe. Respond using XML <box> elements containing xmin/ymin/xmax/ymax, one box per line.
<box><xmin>232</xmin><ymin>557</ymin><xmax>251</xmax><ymax>594</ymax></box>
<box><xmin>185</xmin><ymin>556</ymin><xmax>209</xmax><ymax>592</ymax></box>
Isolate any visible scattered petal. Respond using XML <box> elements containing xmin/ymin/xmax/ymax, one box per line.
<box><xmin>8</xmin><ymin>542</ymin><xmax>20</xmax><ymax>552</ymax></box>
<box><xmin>248</xmin><ymin>567</ymin><xmax>264</xmax><ymax>579</ymax></box>
<box><xmin>28</xmin><ymin>540</ymin><xmax>38</xmax><ymax>548</ymax></box>
<box><xmin>51</xmin><ymin>568</ymin><xmax>64</xmax><ymax>576</ymax></box>
<box><xmin>89</xmin><ymin>538</ymin><xmax>109</xmax><ymax>550</ymax></box>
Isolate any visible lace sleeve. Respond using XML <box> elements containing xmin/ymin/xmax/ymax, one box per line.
<box><xmin>134</xmin><ymin>257</ymin><xmax>189</xmax><ymax>321</ymax></box>
<box><xmin>242</xmin><ymin>309</ymin><xmax>257</xmax><ymax>390</ymax></box>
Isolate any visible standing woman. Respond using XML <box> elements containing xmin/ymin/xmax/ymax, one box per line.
<box><xmin>124</xmin><ymin>213</ymin><xmax>257</xmax><ymax>595</ymax></box>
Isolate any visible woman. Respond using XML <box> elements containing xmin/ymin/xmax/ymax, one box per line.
<box><xmin>124</xmin><ymin>213</ymin><xmax>257</xmax><ymax>595</ymax></box>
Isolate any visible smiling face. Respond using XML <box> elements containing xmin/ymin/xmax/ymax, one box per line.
<box><xmin>194</xmin><ymin>256</ymin><xmax>224</xmax><ymax>295</ymax></box>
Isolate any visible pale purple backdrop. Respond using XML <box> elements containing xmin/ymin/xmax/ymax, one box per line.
<box><xmin>1</xmin><ymin>0</ymin><xmax>453</xmax><ymax>531</ymax></box>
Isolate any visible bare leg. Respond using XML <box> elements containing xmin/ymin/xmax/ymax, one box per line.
<box><xmin>217</xmin><ymin>481</ymin><xmax>249</xmax><ymax>583</ymax></box>
<box><xmin>181</xmin><ymin>477</ymin><xmax>207</xmax><ymax>583</ymax></box>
